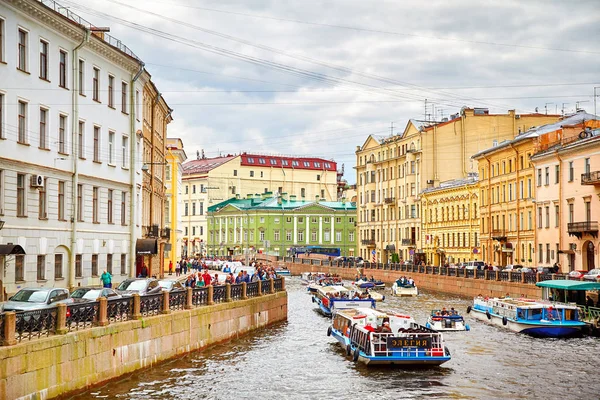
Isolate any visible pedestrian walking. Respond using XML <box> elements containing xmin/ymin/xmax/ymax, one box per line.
<box><xmin>100</xmin><ymin>270</ymin><xmax>112</xmax><ymax>288</ymax></box>
<box><xmin>168</xmin><ymin>260</ymin><xmax>173</xmax><ymax>275</ymax></box>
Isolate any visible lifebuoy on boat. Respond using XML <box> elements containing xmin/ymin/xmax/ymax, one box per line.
<box><xmin>327</xmin><ymin>326</ymin><xmax>332</xmax><ymax>336</ymax></box>
<box><xmin>466</xmin><ymin>305</ymin><xmax>472</xmax><ymax>314</ymax></box>
<box><xmin>486</xmin><ymin>310</ymin><xmax>491</xmax><ymax>320</ymax></box>
<box><xmin>502</xmin><ymin>316</ymin><xmax>508</xmax><ymax>326</ymax></box>
<box><xmin>353</xmin><ymin>347</ymin><xmax>360</xmax><ymax>362</ymax></box>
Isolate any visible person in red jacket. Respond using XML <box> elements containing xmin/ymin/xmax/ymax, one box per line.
<box><xmin>202</xmin><ymin>270</ymin><xmax>212</xmax><ymax>286</ymax></box>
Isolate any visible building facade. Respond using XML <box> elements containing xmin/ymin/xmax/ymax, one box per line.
<box><xmin>473</xmin><ymin>112</ymin><xmax>597</xmax><ymax>269</ymax></box>
<box><xmin>531</xmin><ymin>120</ymin><xmax>600</xmax><ymax>272</ymax></box>
<box><xmin>164</xmin><ymin>138</ymin><xmax>186</xmax><ymax>272</ymax></box>
<box><xmin>420</xmin><ymin>176</ymin><xmax>480</xmax><ymax>266</ymax></box>
<box><xmin>181</xmin><ymin>153</ymin><xmax>340</xmax><ymax>258</ymax></box>
<box><xmin>355</xmin><ymin>109</ymin><xmax>559</xmax><ymax>264</ymax></box>
<box><xmin>206</xmin><ymin>194</ymin><xmax>356</xmax><ymax>259</ymax></box>
<box><xmin>0</xmin><ymin>0</ymin><xmax>164</xmax><ymax>296</ymax></box>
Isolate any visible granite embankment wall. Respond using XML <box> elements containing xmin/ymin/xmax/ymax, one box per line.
<box><xmin>0</xmin><ymin>291</ymin><xmax>287</xmax><ymax>400</ymax></box>
<box><xmin>285</xmin><ymin>262</ymin><xmax>542</xmax><ymax>298</ymax></box>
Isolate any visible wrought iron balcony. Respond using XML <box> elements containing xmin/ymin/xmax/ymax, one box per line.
<box><xmin>567</xmin><ymin>221</ymin><xmax>599</xmax><ymax>239</ymax></box>
<box><xmin>491</xmin><ymin>230</ymin><xmax>507</xmax><ymax>241</ymax></box>
<box><xmin>581</xmin><ymin>171</ymin><xmax>600</xmax><ymax>185</ymax></box>
<box><xmin>401</xmin><ymin>238</ymin><xmax>416</xmax><ymax>246</ymax></box>
<box><xmin>384</xmin><ymin>197</ymin><xmax>396</xmax><ymax>204</ymax></box>
<box><xmin>361</xmin><ymin>239</ymin><xmax>376</xmax><ymax>247</ymax></box>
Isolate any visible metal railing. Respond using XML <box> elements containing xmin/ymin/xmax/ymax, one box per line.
<box><xmin>247</xmin><ymin>281</ymin><xmax>259</xmax><ymax>298</ymax></box>
<box><xmin>498</xmin><ymin>271</ymin><xmax>509</xmax><ymax>281</ymax></box>
<box><xmin>66</xmin><ymin>302</ymin><xmax>98</xmax><ymax>331</ymax></box>
<box><xmin>567</xmin><ymin>221</ymin><xmax>599</xmax><ymax>234</ymax></box>
<box><xmin>581</xmin><ymin>171</ymin><xmax>600</xmax><ymax>185</ymax></box>
<box><xmin>107</xmin><ymin>297</ymin><xmax>133</xmax><ymax>323</ymax></box>
<box><xmin>466</xmin><ymin>269</ymin><xmax>475</xmax><ymax>278</ymax></box>
<box><xmin>273</xmin><ymin>278</ymin><xmax>283</xmax><ymax>292</ymax></box>
<box><xmin>475</xmin><ymin>270</ymin><xmax>486</xmax><ymax>279</ymax></box>
<box><xmin>213</xmin><ymin>285</ymin><xmax>226</xmax><ymax>303</ymax></box>
<box><xmin>230</xmin><ymin>284</ymin><xmax>243</xmax><ymax>301</ymax></box>
<box><xmin>192</xmin><ymin>287</ymin><xmax>209</xmax><ymax>306</ymax></box>
<box><xmin>524</xmin><ymin>273</ymin><xmax>537</xmax><ymax>284</ymax></box>
<box><xmin>15</xmin><ymin>308</ymin><xmax>57</xmax><ymax>342</ymax></box>
<box><xmin>169</xmin><ymin>290</ymin><xmax>187</xmax><ymax>311</ymax></box>
<box><xmin>510</xmin><ymin>272</ymin><xmax>522</xmax><ymax>283</ymax></box>
<box><xmin>261</xmin><ymin>279</ymin><xmax>271</xmax><ymax>294</ymax></box>
<box><xmin>140</xmin><ymin>293</ymin><xmax>163</xmax><ymax>317</ymax></box>
<box><xmin>401</xmin><ymin>239</ymin><xmax>415</xmax><ymax>246</ymax></box>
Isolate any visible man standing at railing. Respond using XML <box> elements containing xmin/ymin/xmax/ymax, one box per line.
<box><xmin>101</xmin><ymin>270</ymin><xmax>112</xmax><ymax>288</ymax></box>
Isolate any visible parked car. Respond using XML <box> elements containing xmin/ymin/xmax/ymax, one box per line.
<box><xmin>221</xmin><ymin>261</ymin><xmax>243</xmax><ymax>273</ymax></box>
<box><xmin>536</xmin><ymin>266</ymin><xmax>553</xmax><ymax>274</ymax></box>
<box><xmin>568</xmin><ymin>270</ymin><xmax>589</xmax><ymax>279</ymax></box>
<box><xmin>520</xmin><ymin>267</ymin><xmax>534</xmax><ymax>273</ymax></box>
<box><xmin>464</xmin><ymin>261</ymin><xmax>485</xmax><ymax>270</ymax></box>
<box><xmin>157</xmin><ymin>279</ymin><xmax>185</xmax><ymax>292</ymax></box>
<box><xmin>355</xmin><ymin>257</ymin><xmax>365</xmax><ymax>265</ymax></box>
<box><xmin>504</xmin><ymin>264</ymin><xmax>524</xmax><ymax>272</ymax></box>
<box><xmin>333</xmin><ymin>256</ymin><xmax>347</xmax><ymax>262</ymax></box>
<box><xmin>1</xmin><ymin>288</ymin><xmax>69</xmax><ymax>312</ymax></box>
<box><xmin>583</xmin><ymin>269</ymin><xmax>600</xmax><ymax>281</ymax></box>
<box><xmin>70</xmin><ymin>287</ymin><xmax>121</xmax><ymax>301</ymax></box>
<box><xmin>116</xmin><ymin>278</ymin><xmax>162</xmax><ymax>296</ymax></box>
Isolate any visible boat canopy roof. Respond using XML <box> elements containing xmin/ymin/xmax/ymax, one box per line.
<box><xmin>318</xmin><ymin>285</ymin><xmax>349</xmax><ymax>294</ymax></box>
<box><xmin>536</xmin><ymin>280</ymin><xmax>600</xmax><ymax>291</ymax></box>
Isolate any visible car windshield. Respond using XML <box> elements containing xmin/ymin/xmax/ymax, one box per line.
<box><xmin>158</xmin><ymin>281</ymin><xmax>173</xmax><ymax>290</ymax></box>
<box><xmin>117</xmin><ymin>280</ymin><xmax>148</xmax><ymax>291</ymax></box>
<box><xmin>587</xmin><ymin>269</ymin><xmax>600</xmax><ymax>275</ymax></box>
<box><xmin>81</xmin><ymin>289</ymin><xmax>103</xmax><ymax>299</ymax></box>
<box><xmin>11</xmin><ymin>289</ymin><xmax>50</xmax><ymax>303</ymax></box>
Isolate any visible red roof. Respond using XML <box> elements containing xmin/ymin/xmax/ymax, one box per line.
<box><xmin>240</xmin><ymin>154</ymin><xmax>336</xmax><ymax>171</ymax></box>
<box><xmin>182</xmin><ymin>156</ymin><xmax>236</xmax><ymax>174</ymax></box>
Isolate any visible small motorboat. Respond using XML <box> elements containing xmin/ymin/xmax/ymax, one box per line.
<box><xmin>353</xmin><ymin>279</ymin><xmax>385</xmax><ymax>291</ymax></box>
<box><xmin>391</xmin><ymin>281</ymin><xmax>418</xmax><ymax>297</ymax></box>
<box><xmin>275</xmin><ymin>267</ymin><xmax>291</xmax><ymax>276</ymax></box>
<box><xmin>312</xmin><ymin>286</ymin><xmax>376</xmax><ymax>317</ymax></box>
<box><xmin>426</xmin><ymin>309</ymin><xmax>470</xmax><ymax>332</ymax></box>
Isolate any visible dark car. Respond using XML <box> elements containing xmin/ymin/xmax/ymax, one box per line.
<box><xmin>70</xmin><ymin>287</ymin><xmax>121</xmax><ymax>301</ymax></box>
<box><xmin>157</xmin><ymin>279</ymin><xmax>184</xmax><ymax>292</ymax></box>
<box><xmin>1</xmin><ymin>287</ymin><xmax>70</xmax><ymax>312</ymax></box>
<box><xmin>116</xmin><ymin>278</ymin><xmax>161</xmax><ymax>296</ymax></box>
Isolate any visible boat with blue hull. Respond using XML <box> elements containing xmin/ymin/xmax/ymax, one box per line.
<box><xmin>312</xmin><ymin>286</ymin><xmax>376</xmax><ymax>317</ymax></box>
<box><xmin>468</xmin><ymin>296</ymin><xmax>586</xmax><ymax>338</ymax></box>
<box><xmin>328</xmin><ymin>308</ymin><xmax>451</xmax><ymax>366</ymax></box>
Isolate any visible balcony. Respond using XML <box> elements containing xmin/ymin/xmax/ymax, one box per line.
<box><xmin>491</xmin><ymin>230</ymin><xmax>507</xmax><ymax>241</ymax></box>
<box><xmin>384</xmin><ymin>197</ymin><xmax>396</xmax><ymax>205</ymax></box>
<box><xmin>362</xmin><ymin>239</ymin><xmax>376</xmax><ymax>247</ymax></box>
<box><xmin>568</xmin><ymin>221</ymin><xmax>599</xmax><ymax>239</ymax></box>
<box><xmin>581</xmin><ymin>171</ymin><xmax>600</xmax><ymax>185</ymax></box>
<box><xmin>401</xmin><ymin>238</ymin><xmax>416</xmax><ymax>246</ymax></box>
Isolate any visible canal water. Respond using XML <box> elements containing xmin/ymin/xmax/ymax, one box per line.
<box><xmin>75</xmin><ymin>278</ymin><xmax>600</xmax><ymax>400</ymax></box>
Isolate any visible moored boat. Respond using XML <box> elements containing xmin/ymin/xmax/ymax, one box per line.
<box><xmin>275</xmin><ymin>267</ymin><xmax>291</xmax><ymax>276</ymax></box>
<box><xmin>391</xmin><ymin>281</ymin><xmax>418</xmax><ymax>297</ymax></box>
<box><xmin>467</xmin><ymin>296</ymin><xmax>586</xmax><ymax>338</ymax></box>
<box><xmin>426</xmin><ymin>309</ymin><xmax>470</xmax><ymax>332</ymax></box>
<box><xmin>328</xmin><ymin>308</ymin><xmax>451</xmax><ymax>366</ymax></box>
<box><xmin>353</xmin><ymin>279</ymin><xmax>386</xmax><ymax>291</ymax></box>
<box><xmin>312</xmin><ymin>286</ymin><xmax>376</xmax><ymax>317</ymax></box>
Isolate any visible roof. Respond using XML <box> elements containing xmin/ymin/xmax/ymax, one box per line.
<box><xmin>239</xmin><ymin>154</ymin><xmax>336</xmax><ymax>172</ymax></box>
<box><xmin>536</xmin><ymin>279</ymin><xmax>600</xmax><ymax>291</ymax></box>
<box><xmin>421</xmin><ymin>174</ymin><xmax>479</xmax><ymax>194</ymax></box>
<box><xmin>208</xmin><ymin>195</ymin><xmax>356</xmax><ymax>213</ymax></box>
<box><xmin>182</xmin><ymin>156</ymin><xmax>236</xmax><ymax>175</ymax></box>
<box><xmin>472</xmin><ymin>111</ymin><xmax>598</xmax><ymax>159</ymax></box>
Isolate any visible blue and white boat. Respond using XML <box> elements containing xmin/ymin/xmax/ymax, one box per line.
<box><xmin>328</xmin><ymin>308</ymin><xmax>451</xmax><ymax>366</ymax></box>
<box><xmin>468</xmin><ymin>297</ymin><xmax>586</xmax><ymax>338</ymax></box>
<box><xmin>312</xmin><ymin>286</ymin><xmax>375</xmax><ymax>317</ymax></box>
<box><xmin>426</xmin><ymin>310</ymin><xmax>470</xmax><ymax>332</ymax></box>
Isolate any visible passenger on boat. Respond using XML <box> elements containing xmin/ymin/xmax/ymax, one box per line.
<box><xmin>408</xmin><ymin>277</ymin><xmax>414</xmax><ymax>286</ymax></box>
<box><xmin>381</xmin><ymin>322</ymin><xmax>392</xmax><ymax>333</ymax></box>
<box><xmin>441</xmin><ymin>308</ymin><xmax>448</xmax><ymax>316</ymax></box>
<box><xmin>586</xmin><ymin>296</ymin><xmax>594</xmax><ymax>308</ymax></box>
<box><xmin>450</xmin><ymin>307</ymin><xmax>456</xmax><ymax>315</ymax></box>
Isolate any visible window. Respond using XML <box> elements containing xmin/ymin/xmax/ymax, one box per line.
<box><xmin>233</xmin><ymin>169</ymin><xmax>237</xmax><ymax>176</ymax></box>
<box><xmin>568</xmin><ymin>161</ymin><xmax>574</xmax><ymax>182</ymax></box>
<box><xmin>324</xmin><ymin>231</ymin><xmax>331</xmax><ymax>242</ymax></box>
<box><xmin>15</xmin><ymin>255</ymin><xmax>24</xmax><ymax>282</ymax></box>
<box><xmin>321</xmin><ymin>189</ymin><xmax>325</xmax><ymax>199</ymax></box>
<box><xmin>92</xmin><ymin>187</ymin><xmax>99</xmax><ymax>223</ymax></box>
<box><xmin>585</xmin><ymin>201</ymin><xmax>591</xmax><ymax>222</ymax></box>
<box><xmin>537</xmin><ymin>207</ymin><xmax>542</xmax><ymax>229</ymax></box>
<box><xmin>108</xmin><ymin>189</ymin><xmax>113</xmax><ymax>224</ymax></box>
<box><xmin>58</xmin><ymin>181</ymin><xmax>65</xmax><ymax>220</ymax></box>
<box><xmin>38</xmin><ymin>178</ymin><xmax>47</xmax><ymax>219</ymax></box>
<box><xmin>192</xmin><ymin>202</ymin><xmax>196</xmax><ymax>215</ymax></box>
<box><xmin>37</xmin><ymin>255</ymin><xmax>45</xmax><ymax>280</ymax></box>
<box><xmin>316</xmin><ymin>174</ymin><xmax>320</xmax><ymax>181</ymax></box>
<box><xmin>93</xmin><ymin>126</ymin><xmax>100</xmax><ymax>162</ymax></box>
<box><xmin>39</xmin><ymin>40</ymin><xmax>48</xmax><ymax>80</ymax></box>
<box><xmin>58</xmin><ymin>115</ymin><xmax>67</xmax><ymax>153</ymax></box>
<box><xmin>260</xmin><ymin>217</ymin><xmax>265</xmax><ymax>223</ymax></box>
<box><xmin>0</xmin><ymin>19</ymin><xmax>4</xmax><ymax>62</ymax></box>
<box><xmin>107</xmin><ymin>254</ymin><xmax>113</xmax><ymax>274</ymax></box>
<box><xmin>555</xmin><ymin>165</ymin><xmax>560</xmax><ymax>184</ymax></box>
<box><xmin>528</xmin><ymin>211</ymin><xmax>532</xmax><ymax>230</ymax></box>
<box><xmin>270</xmin><ymin>159</ymin><xmax>277</xmax><ymax>165</ymax></box>
<box><xmin>311</xmin><ymin>231</ymin><xmax>317</xmax><ymax>241</ymax></box>
<box><xmin>18</xmin><ymin>28</ymin><xmax>27</xmax><ymax>71</ymax></box>
<box><xmin>349</xmin><ymin>232</ymin><xmax>354</xmax><ymax>242</ymax></box>
<box><xmin>75</xmin><ymin>254</ymin><xmax>82</xmax><ymax>278</ymax></box>
<box><xmin>298</xmin><ymin>231</ymin><xmax>304</xmax><ymax>241</ymax></box>
<box><xmin>121</xmin><ymin>192</ymin><xmax>126</xmax><ymax>225</ymax></box>
<box><xmin>108</xmin><ymin>131</ymin><xmax>115</xmax><ymax>164</ymax></box>
<box><xmin>336</xmin><ymin>231</ymin><xmax>342</xmax><ymax>242</ymax></box>
<box><xmin>54</xmin><ymin>254</ymin><xmax>63</xmax><ymax>279</ymax></box>
<box><xmin>545</xmin><ymin>206</ymin><xmax>549</xmax><ymax>228</ymax></box>
<box><xmin>199</xmin><ymin>202</ymin><xmax>204</xmax><ymax>215</ymax></box>
<box><xmin>285</xmin><ymin>231</ymin><xmax>292</xmax><ymax>241</ymax></box>
<box><xmin>537</xmin><ymin>168</ymin><xmax>542</xmax><ymax>187</ymax></box>
<box><xmin>250</xmin><ymin>171</ymin><xmax>254</xmax><ymax>177</ymax></box>
<box><xmin>545</xmin><ymin>167</ymin><xmax>549</xmax><ymax>185</ymax></box>
<box><xmin>39</xmin><ymin>108</ymin><xmax>48</xmax><ymax>149</ymax></box>
<box><xmin>546</xmin><ymin>244</ymin><xmax>551</xmax><ymax>264</ymax></box>
<box><xmin>135</xmin><ymin>90</ymin><xmax>140</xmax><ymax>120</ymax></box>
<box><xmin>17</xmin><ymin>173</ymin><xmax>26</xmax><ymax>216</ymax></box>
<box><xmin>77</xmin><ymin>184</ymin><xmax>83</xmax><ymax>221</ymax></box>
<box><xmin>0</xmin><ymin>93</ymin><xmax>4</xmax><ymax>139</ymax></box>
<box><xmin>336</xmin><ymin>217</ymin><xmax>342</xmax><ymax>223</ymax></box>
<box><xmin>184</xmin><ymin>202</ymin><xmax>188</xmax><ymax>216</ymax></box>
<box><xmin>259</xmin><ymin>158</ymin><xmax>266</xmax><ymax>164</ymax></box>
<box><xmin>349</xmin><ymin>217</ymin><xmax>355</xmax><ymax>223</ymax></box>
<box><xmin>538</xmin><ymin>244</ymin><xmax>543</xmax><ymax>263</ymax></box>
<box><xmin>585</xmin><ymin>158</ymin><xmax>591</xmax><ymax>175</ymax></box>
<box><xmin>108</xmin><ymin>75</ymin><xmax>114</xmax><ymax>107</ymax></box>
<box><xmin>18</xmin><ymin>100</ymin><xmax>27</xmax><ymax>143</ymax></box>
<box><xmin>59</xmin><ymin>50</ymin><xmax>67</xmax><ymax>88</ymax></box>
<box><xmin>78</xmin><ymin>59</ymin><xmax>85</xmax><ymax>95</ymax></box>
<box><xmin>274</xmin><ymin>230</ymin><xmax>280</xmax><ymax>241</ymax></box>
<box><xmin>260</xmin><ymin>231</ymin><xmax>266</xmax><ymax>241</ymax></box>
<box><xmin>555</xmin><ymin>205</ymin><xmax>559</xmax><ymax>228</ymax></box>
<box><xmin>78</xmin><ymin>121</ymin><xmax>84</xmax><ymax>158</ymax></box>
<box><xmin>121</xmin><ymin>254</ymin><xmax>127</xmax><ymax>275</ymax></box>
<box><xmin>121</xmin><ymin>135</ymin><xmax>129</xmax><ymax>168</ymax></box>
<box><xmin>301</xmin><ymin>188</ymin><xmax>306</xmax><ymax>198</ymax></box>
<box><xmin>121</xmin><ymin>82</ymin><xmax>128</xmax><ymax>113</ymax></box>
<box><xmin>93</xmin><ymin>67</ymin><xmax>100</xmax><ymax>101</ymax></box>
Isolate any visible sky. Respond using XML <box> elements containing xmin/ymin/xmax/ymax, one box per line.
<box><xmin>60</xmin><ymin>0</ymin><xmax>600</xmax><ymax>183</ymax></box>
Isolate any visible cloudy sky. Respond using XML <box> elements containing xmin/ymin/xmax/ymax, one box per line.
<box><xmin>62</xmin><ymin>0</ymin><xmax>599</xmax><ymax>183</ymax></box>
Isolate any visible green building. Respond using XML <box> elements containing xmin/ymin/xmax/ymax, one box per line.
<box><xmin>207</xmin><ymin>193</ymin><xmax>357</xmax><ymax>258</ymax></box>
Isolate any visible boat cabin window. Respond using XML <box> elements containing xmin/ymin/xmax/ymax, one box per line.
<box><xmin>526</xmin><ymin>308</ymin><xmax>543</xmax><ymax>320</ymax></box>
<box><xmin>563</xmin><ymin>309</ymin><xmax>577</xmax><ymax>321</ymax></box>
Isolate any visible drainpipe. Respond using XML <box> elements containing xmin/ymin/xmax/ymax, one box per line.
<box><xmin>69</xmin><ymin>28</ymin><xmax>90</xmax><ymax>290</ymax></box>
<box><xmin>461</xmin><ymin>114</ymin><xmax>467</xmax><ymax>178</ymax></box>
<box><xmin>556</xmin><ymin>150</ymin><xmax>563</xmax><ymax>269</ymax></box>
<box><xmin>129</xmin><ymin>63</ymin><xmax>145</xmax><ymax>277</ymax></box>
<box><xmin>483</xmin><ymin>154</ymin><xmax>492</xmax><ymax>263</ymax></box>
<box><xmin>510</xmin><ymin>144</ymin><xmax>520</xmax><ymax>262</ymax></box>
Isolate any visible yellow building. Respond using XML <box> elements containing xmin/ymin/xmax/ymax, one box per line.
<box><xmin>472</xmin><ymin>112</ymin><xmax>593</xmax><ymax>268</ymax></box>
<box><xmin>421</xmin><ymin>176</ymin><xmax>480</xmax><ymax>266</ymax></box>
<box><xmin>181</xmin><ymin>153</ymin><xmax>340</xmax><ymax>258</ymax></box>
<box><xmin>164</xmin><ymin>138</ymin><xmax>187</xmax><ymax>272</ymax></box>
<box><xmin>355</xmin><ymin>109</ymin><xmax>559</xmax><ymax>263</ymax></box>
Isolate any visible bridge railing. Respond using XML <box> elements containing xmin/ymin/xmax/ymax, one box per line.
<box><xmin>0</xmin><ymin>278</ymin><xmax>286</xmax><ymax>346</ymax></box>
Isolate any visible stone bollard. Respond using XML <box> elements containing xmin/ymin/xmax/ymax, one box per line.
<box><xmin>242</xmin><ymin>282</ymin><xmax>248</xmax><ymax>300</ymax></box>
<box><xmin>495</xmin><ymin>271</ymin><xmax>500</xmax><ymax>281</ymax></box>
<box><xmin>521</xmin><ymin>271</ymin><xmax>526</xmax><ymax>284</ymax></box>
<box><xmin>269</xmin><ymin>278</ymin><xmax>275</xmax><ymax>294</ymax></box>
<box><xmin>132</xmin><ymin>293</ymin><xmax>142</xmax><ymax>319</ymax></box>
<box><xmin>208</xmin><ymin>285</ymin><xmax>214</xmax><ymax>305</ymax></box>
<box><xmin>96</xmin><ymin>297</ymin><xmax>108</xmax><ymax>327</ymax></box>
<box><xmin>56</xmin><ymin>303</ymin><xmax>68</xmax><ymax>334</ymax></box>
<box><xmin>484</xmin><ymin>270</ymin><xmax>489</xmax><ymax>280</ymax></box>
<box><xmin>508</xmin><ymin>271</ymin><xmax>512</xmax><ymax>282</ymax></box>
<box><xmin>257</xmin><ymin>280</ymin><xmax>263</xmax><ymax>296</ymax></box>
<box><xmin>162</xmin><ymin>290</ymin><xmax>170</xmax><ymax>314</ymax></box>
<box><xmin>185</xmin><ymin>287</ymin><xmax>193</xmax><ymax>309</ymax></box>
<box><xmin>280</xmin><ymin>277</ymin><xmax>286</xmax><ymax>291</ymax></box>
<box><xmin>225</xmin><ymin>283</ymin><xmax>232</xmax><ymax>302</ymax></box>
<box><xmin>463</xmin><ymin>268</ymin><xmax>468</xmax><ymax>278</ymax></box>
<box><xmin>536</xmin><ymin>272</ymin><xmax>541</xmax><ymax>283</ymax></box>
<box><xmin>2</xmin><ymin>312</ymin><xmax>17</xmax><ymax>346</ymax></box>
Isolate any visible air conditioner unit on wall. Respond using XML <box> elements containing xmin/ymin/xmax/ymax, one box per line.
<box><xmin>30</xmin><ymin>175</ymin><xmax>44</xmax><ymax>188</ymax></box>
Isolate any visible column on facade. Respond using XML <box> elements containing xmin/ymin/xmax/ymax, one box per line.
<box><xmin>233</xmin><ymin>216</ymin><xmax>237</xmax><ymax>243</ymax></box>
<box><xmin>306</xmin><ymin>216</ymin><xmax>310</xmax><ymax>244</ymax></box>
<box><xmin>219</xmin><ymin>218</ymin><xmax>222</xmax><ymax>244</ymax></box>
<box><xmin>330</xmin><ymin>216</ymin><xmax>335</xmax><ymax>244</ymax></box>
<box><xmin>293</xmin><ymin>216</ymin><xmax>298</xmax><ymax>244</ymax></box>
<box><xmin>319</xmin><ymin>216</ymin><xmax>323</xmax><ymax>244</ymax></box>
<box><xmin>224</xmin><ymin>217</ymin><xmax>228</xmax><ymax>243</ymax></box>
<box><xmin>239</xmin><ymin>216</ymin><xmax>243</xmax><ymax>244</ymax></box>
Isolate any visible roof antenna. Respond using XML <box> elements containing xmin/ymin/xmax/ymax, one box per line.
<box><xmin>196</xmin><ymin>150</ymin><xmax>200</xmax><ymax>160</ymax></box>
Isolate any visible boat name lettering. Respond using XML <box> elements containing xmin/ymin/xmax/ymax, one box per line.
<box><xmin>387</xmin><ymin>336</ymin><xmax>432</xmax><ymax>349</ymax></box>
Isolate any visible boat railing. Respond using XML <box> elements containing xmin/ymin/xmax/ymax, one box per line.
<box><xmin>578</xmin><ymin>305</ymin><xmax>600</xmax><ymax>321</ymax></box>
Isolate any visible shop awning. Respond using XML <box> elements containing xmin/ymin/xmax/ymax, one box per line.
<box><xmin>136</xmin><ymin>239</ymin><xmax>157</xmax><ymax>255</ymax></box>
<box><xmin>0</xmin><ymin>244</ymin><xmax>26</xmax><ymax>255</ymax></box>
<box><xmin>386</xmin><ymin>244</ymin><xmax>396</xmax><ymax>251</ymax></box>
<box><xmin>537</xmin><ymin>280</ymin><xmax>600</xmax><ymax>291</ymax></box>
<box><xmin>558</xmin><ymin>249</ymin><xmax>575</xmax><ymax>255</ymax></box>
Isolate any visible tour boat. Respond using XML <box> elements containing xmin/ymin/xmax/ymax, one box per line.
<box><xmin>426</xmin><ymin>310</ymin><xmax>470</xmax><ymax>332</ymax></box>
<box><xmin>328</xmin><ymin>308</ymin><xmax>451</xmax><ymax>366</ymax></box>
<box><xmin>312</xmin><ymin>286</ymin><xmax>376</xmax><ymax>317</ymax></box>
<box><xmin>467</xmin><ymin>297</ymin><xmax>586</xmax><ymax>338</ymax></box>
<box><xmin>354</xmin><ymin>288</ymin><xmax>385</xmax><ymax>302</ymax></box>
<box><xmin>391</xmin><ymin>281</ymin><xmax>418</xmax><ymax>297</ymax></box>
<box><xmin>353</xmin><ymin>279</ymin><xmax>386</xmax><ymax>291</ymax></box>
<box><xmin>275</xmin><ymin>267</ymin><xmax>291</xmax><ymax>276</ymax></box>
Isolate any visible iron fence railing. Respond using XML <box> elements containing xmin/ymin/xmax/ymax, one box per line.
<box><xmin>475</xmin><ymin>270</ymin><xmax>486</xmax><ymax>279</ymax></box>
<box><xmin>230</xmin><ymin>284</ymin><xmax>243</xmax><ymax>301</ymax></box>
<box><xmin>139</xmin><ymin>293</ymin><xmax>162</xmax><ymax>317</ymax></box>
<box><xmin>107</xmin><ymin>297</ymin><xmax>133</xmax><ymax>323</ymax></box>
<box><xmin>169</xmin><ymin>290</ymin><xmax>187</xmax><ymax>311</ymax></box>
<box><xmin>273</xmin><ymin>278</ymin><xmax>283</xmax><ymax>292</ymax></box>
<box><xmin>539</xmin><ymin>273</ymin><xmax>553</xmax><ymax>282</ymax></box>
<box><xmin>499</xmin><ymin>271</ymin><xmax>509</xmax><ymax>282</ymax></box>
<box><xmin>66</xmin><ymin>302</ymin><xmax>98</xmax><ymax>331</ymax></box>
<box><xmin>192</xmin><ymin>287</ymin><xmax>209</xmax><ymax>306</ymax></box>
<box><xmin>524</xmin><ymin>273</ymin><xmax>537</xmax><ymax>284</ymax></box>
<box><xmin>213</xmin><ymin>285</ymin><xmax>226</xmax><ymax>303</ymax></box>
<box><xmin>246</xmin><ymin>281</ymin><xmax>259</xmax><ymax>298</ymax></box>
<box><xmin>510</xmin><ymin>272</ymin><xmax>522</xmax><ymax>283</ymax></box>
<box><xmin>15</xmin><ymin>308</ymin><xmax>57</xmax><ymax>342</ymax></box>
<box><xmin>261</xmin><ymin>280</ymin><xmax>271</xmax><ymax>294</ymax></box>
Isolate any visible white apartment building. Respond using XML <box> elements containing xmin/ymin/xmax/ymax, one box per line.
<box><xmin>0</xmin><ymin>0</ymin><xmax>148</xmax><ymax>296</ymax></box>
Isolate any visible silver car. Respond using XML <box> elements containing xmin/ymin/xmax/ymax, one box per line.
<box><xmin>583</xmin><ymin>268</ymin><xmax>600</xmax><ymax>281</ymax></box>
<box><xmin>1</xmin><ymin>287</ymin><xmax>69</xmax><ymax>312</ymax></box>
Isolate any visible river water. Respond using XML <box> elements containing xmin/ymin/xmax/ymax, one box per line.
<box><xmin>74</xmin><ymin>278</ymin><xmax>600</xmax><ymax>400</ymax></box>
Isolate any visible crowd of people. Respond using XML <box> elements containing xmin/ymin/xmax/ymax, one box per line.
<box><xmin>394</xmin><ymin>276</ymin><xmax>415</xmax><ymax>287</ymax></box>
